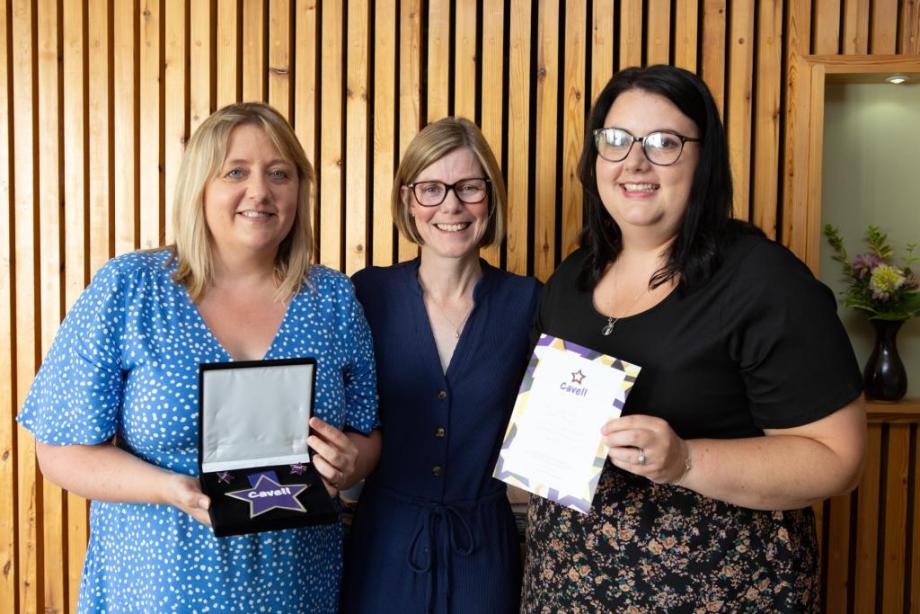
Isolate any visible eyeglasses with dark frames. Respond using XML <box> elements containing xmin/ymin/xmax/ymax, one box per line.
<box><xmin>593</xmin><ymin>127</ymin><xmax>700</xmax><ymax>166</ymax></box>
<box><xmin>406</xmin><ymin>178</ymin><xmax>491</xmax><ymax>207</ymax></box>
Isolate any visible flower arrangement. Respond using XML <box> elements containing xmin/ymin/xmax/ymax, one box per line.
<box><xmin>823</xmin><ymin>224</ymin><xmax>920</xmax><ymax>321</ymax></box>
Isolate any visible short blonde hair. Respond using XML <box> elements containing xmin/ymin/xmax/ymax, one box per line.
<box><xmin>393</xmin><ymin>117</ymin><xmax>506</xmax><ymax>247</ymax></box>
<box><xmin>171</xmin><ymin>102</ymin><xmax>314</xmax><ymax>301</ymax></box>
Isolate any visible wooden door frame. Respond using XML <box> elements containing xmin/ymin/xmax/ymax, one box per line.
<box><xmin>782</xmin><ymin>54</ymin><xmax>920</xmax><ymax>273</ymax></box>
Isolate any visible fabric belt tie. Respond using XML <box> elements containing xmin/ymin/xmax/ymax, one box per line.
<box><xmin>375</xmin><ymin>487</ymin><xmax>504</xmax><ymax>614</ymax></box>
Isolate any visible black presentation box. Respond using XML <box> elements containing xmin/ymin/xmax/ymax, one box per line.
<box><xmin>198</xmin><ymin>358</ymin><xmax>338</xmax><ymax>537</ymax></box>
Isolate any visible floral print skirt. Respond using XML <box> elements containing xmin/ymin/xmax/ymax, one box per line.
<box><xmin>521</xmin><ymin>463</ymin><xmax>819</xmax><ymax>613</ymax></box>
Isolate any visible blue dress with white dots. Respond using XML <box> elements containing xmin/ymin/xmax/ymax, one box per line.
<box><xmin>18</xmin><ymin>249</ymin><xmax>378</xmax><ymax>613</ymax></box>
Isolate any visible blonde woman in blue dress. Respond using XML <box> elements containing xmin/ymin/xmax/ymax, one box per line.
<box><xmin>18</xmin><ymin>102</ymin><xmax>381</xmax><ymax>612</ymax></box>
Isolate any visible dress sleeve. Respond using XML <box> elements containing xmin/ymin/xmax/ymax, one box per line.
<box><xmin>341</xmin><ymin>277</ymin><xmax>380</xmax><ymax>433</ymax></box>
<box><xmin>724</xmin><ymin>241</ymin><xmax>863</xmax><ymax>429</ymax></box>
<box><xmin>17</xmin><ymin>259</ymin><xmax>127</xmax><ymax>444</ymax></box>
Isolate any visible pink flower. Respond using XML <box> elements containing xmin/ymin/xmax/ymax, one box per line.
<box><xmin>852</xmin><ymin>253</ymin><xmax>883</xmax><ymax>277</ymax></box>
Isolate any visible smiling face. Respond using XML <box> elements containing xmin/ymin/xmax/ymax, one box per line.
<box><xmin>595</xmin><ymin>88</ymin><xmax>700</xmax><ymax>242</ymax></box>
<box><xmin>203</xmin><ymin>123</ymin><xmax>299</xmax><ymax>263</ymax></box>
<box><xmin>403</xmin><ymin>147</ymin><xmax>491</xmax><ymax>262</ymax></box>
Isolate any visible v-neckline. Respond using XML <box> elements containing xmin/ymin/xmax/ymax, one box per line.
<box><xmin>182</xmin><ymin>285</ymin><xmax>294</xmax><ymax>362</ymax></box>
<box><xmin>409</xmin><ymin>259</ymin><xmax>489</xmax><ymax>379</ymax></box>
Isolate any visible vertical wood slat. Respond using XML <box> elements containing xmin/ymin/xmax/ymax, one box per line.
<box><xmin>882</xmin><ymin>425</ymin><xmax>911</xmax><ymax>613</ymax></box>
<box><xmin>63</xmin><ymin>1</ymin><xmax>90</xmax><ymax>608</ymax></box>
<box><xmin>139</xmin><ymin>0</ymin><xmax>161</xmax><ymax>249</ymax></box>
<box><xmin>505</xmin><ymin>0</ymin><xmax>532</xmax><ymax>276</ymax></box>
<box><xmin>803</xmin><ymin>65</ymin><xmax>825</xmax><ymax>270</ymax></box>
<box><xmin>534</xmin><ymin>0</ymin><xmax>559</xmax><ymax>282</ymax></box>
<box><xmin>870</xmin><ymin>0</ymin><xmax>898</xmax><ymax>54</ymax></box>
<box><xmin>701</xmin><ymin>0</ymin><xmax>726</xmax><ymax>117</ymax></box>
<box><xmin>293</xmin><ymin>2</ymin><xmax>316</xmax><ymax>176</ymax></box>
<box><xmin>268</xmin><ymin>0</ymin><xmax>291</xmax><ymax>119</ymax></box>
<box><xmin>619</xmin><ymin>0</ymin><xmax>642</xmax><ymax>69</ymax></box>
<box><xmin>560</xmin><ymin>0</ymin><xmax>586</xmax><ymax>261</ymax></box>
<box><xmin>36</xmin><ymin>0</ymin><xmax>64</xmax><ymax>610</ymax></box>
<box><xmin>590</xmin><ymin>0</ymin><xmax>614</xmax><ymax>105</ymax></box>
<box><xmin>823</xmin><ymin>494</ymin><xmax>851</xmax><ymax>614</ymax></box>
<box><xmin>113</xmin><ymin>0</ymin><xmax>136</xmax><ymax>256</ymax></box>
<box><xmin>912</xmin><ymin>427</ymin><xmax>920</xmax><ymax>613</ymax></box>
<box><xmin>813</xmin><ymin>0</ymin><xmax>841</xmax><ymax>54</ymax></box>
<box><xmin>751</xmin><ymin>0</ymin><xmax>782</xmax><ymax>239</ymax></box>
<box><xmin>293</xmin><ymin>1</ymin><xmax>317</xmax><ymax>259</ymax></box>
<box><xmin>478</xmin><ymin>0</ymin><xmax>502</xmax><ymax>267</ymax></box>
<box><xmin>854</xmin><ymin>424</ymin><xmax>882</xmax><ymax>613</ymax></box>
<box><xmin>163</xmin><ymin>0</ymin><xmax>184</xmax><ymax>246</ymax></box>
<box><xmin>781</xmin><ymin>0</ymin><xmax>810</xmax><ymax>255</ymax></box>
<box><xmin>216</xmin><ymin>0</ymin><xmax>239</xmax><ymax>108</ymax></box>
<box><xmin>842</xmin><ymin>0</ymin><xmax>870</xmax><ymax>54</ymax></box>
<box><xmin>371</xmin><ymin>0</ymin><xmax>395</xmax><ymax>266</ymax></box>
<box><xmin>646</xmin><ymin>0</ymin><xmax>670</xmax><ymax>66</ymax></box>
<box><xmin>453</xmin><ymin>1</ymin><xmax>476</xmax><ymax>121</ymax></box>
<box><xmin>0</xmin><ymin>0</ymin><xmax>15</xmax><ymax>608</ymax></box>
<box><xmin>673</xmin><ymin>1</ymin><xmax>698</xmax><ymax>72</ymax></box>
<box><xmin>726</xmin><ymin>0</ymin><xmax>754</xmax><ymax>221</ymax></box>
<box><xmin>426</xmin><ymin>0</ymin><xmax>449</xmax><ymax>122</ymax></box>
<box><xmin>344</xmin><ymin>0</ymin><xmax>368</xmax><ymax>275</ymax></box>
<box><xmin>12</xmin><ymin>0</ymin><xmax>39</xmax><ymax>611</ymax></box>
<box><xmin>188</xmin><ymin>0</ymin><xmax>211</xmax><ymax>134</ymax></box>
<box><xmin>319</xmin><ymin>0</ymin><xmax>343</xmax><ymax>269</ymax></box>
<box><xmin>397</xmin><ymin>0</ymin><xmax>421</xmax><ymax>263</ymax></box>
<box><xmin>242</xmin><ymin>0</ymin><xmax>265</xmax><ymax>102</ymax></box>
<box><xmin>901</xmin><ymin>0</ymin><xmax>920</xmax><ymax>54</ymax></box>
<box><xmin>88</xmin><ymin>0</ymin><xmax>110</xmax><ymax>271</ymax></box>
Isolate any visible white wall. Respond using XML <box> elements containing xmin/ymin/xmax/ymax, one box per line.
<box><xmin>820</xmin><ymin>80</ymin><xmax>920</xmax><ymax>398</ymax></box>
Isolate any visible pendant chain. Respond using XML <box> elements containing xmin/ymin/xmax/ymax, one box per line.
<box><xmin>419</xmin><ymin>279</ymin><xmax>474</xmax><ymax>339</ymax></box>
<box><xmin>601</xmin><ymin>275</ymin><xmax>649</xmax><ymax>337</ymax></box>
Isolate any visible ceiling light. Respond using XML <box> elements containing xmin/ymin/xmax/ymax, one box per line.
<box><xmin>885</xmin><ymin>74</ymin><xmax>908</xmax><ymax>85</ymax></box>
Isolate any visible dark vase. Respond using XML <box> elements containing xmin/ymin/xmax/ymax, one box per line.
<box><xmin>863</xmin><ymin>319</ymin><xmax>908</xmax><ymax>401</ymax></box>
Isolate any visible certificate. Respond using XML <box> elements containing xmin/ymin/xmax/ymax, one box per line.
<box><xmin>493</xmin><ymin>334</ymin><xmax>641</xmax><ymax>513</ymax></box>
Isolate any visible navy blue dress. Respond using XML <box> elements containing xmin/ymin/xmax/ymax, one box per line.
<box><xmin>341</xmin><ymin>259</ymin><xmax>541</xmax><ymax>613</ymax></box>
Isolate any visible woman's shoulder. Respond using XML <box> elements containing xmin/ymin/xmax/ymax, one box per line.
<box><xmin>723</xmin><ymin>231</ymin><xmax>814</xmax><ymax>284</ymax></box>
<box><xmin>87</xmin><ymin>249</ymin><xmax>174</xmax><ymax>292</ymax></box>
<box><xmin>351</xmin><ymin>260</ymin><xmax>415</xmax><ymax>286</ymax></box>
<box><xmin>540</xmin><ymin>247</ymin><xmax>591</xmax><ymax>293</ymax></box>
<box><xmin>484</xmin><ymin>262</ymin><xmax>543</xmax><ymax>295</ymax></box>
<box><xmin>305</xmin><ymin>263</ymin><xmax>355</xmax><ymax>290</ymax></box>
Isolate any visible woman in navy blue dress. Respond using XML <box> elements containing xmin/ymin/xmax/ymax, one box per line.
<box><xmin>341</xmin><ymin>117</ymin><xmax>541</xmax><ymax>613</ymax></box>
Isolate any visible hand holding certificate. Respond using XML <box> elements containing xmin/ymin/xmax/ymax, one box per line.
<box><xmin>493</xmin><ymin>334</ymin><xmax>641</xmax><ymax>513</ymax></box>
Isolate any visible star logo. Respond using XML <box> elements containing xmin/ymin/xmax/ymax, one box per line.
<box><xmin>571</xmin><ymin>369</ymin><xmax>586</xmax><ymax>385</ymax></box>
<box><xmin>216</xmin><ymin>471</ymin><xmax>234</xmax><ymax>484</ymax></box>
<box><xmin>289</xmin><ymin>463</ymin><xmax>308</xmax><ymax>475</ymax></box>
<box><xmin>225</xmin><ymin>471</ymin><xmax>309</xmax><ymax>518</ymax></box>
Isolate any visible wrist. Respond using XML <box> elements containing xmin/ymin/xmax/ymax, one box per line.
<box><xmin>672</xmin><ymin>440</ymin><xmax>693</xmax><ymax>486</ymax></box>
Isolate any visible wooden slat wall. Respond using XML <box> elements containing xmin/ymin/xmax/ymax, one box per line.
<box><xmin>1</xmin><ymin>1</ymin><xmax>918</xmax><ymax>612</ymax></box>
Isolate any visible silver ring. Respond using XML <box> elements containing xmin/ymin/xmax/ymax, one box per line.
<box><xmin>637</xmin><ymin>448</ymin><xmax>646</xmax><ymax>465</ymax></box>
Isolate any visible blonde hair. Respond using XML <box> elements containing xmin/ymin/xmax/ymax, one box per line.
<box><xmin>171</xmin><ymin>102</ymin><xmax>314</xmax><ymax>301</ymax></box>
<box><xmin>392</xmin><ymin>117</ymin><xmax>506</xmax><ymax>247</ymax></box>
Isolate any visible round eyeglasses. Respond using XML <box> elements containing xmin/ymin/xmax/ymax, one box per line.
<box><xmin>593</xmin><ymin>127</ymin><xmax>700</xmax><ymax>166</ymax></box>
<box><xmin>406</xmin><ymin>178</ymin><xmax>490</xmax><ymax>207</ymax></box>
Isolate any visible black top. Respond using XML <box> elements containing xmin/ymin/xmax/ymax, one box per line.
<box><xmin>534</xmin><ymin>233</ymin><xmax>862</xmax><ymax>439</ymax></box>
<box><xmin>521</xmin><ymin>233</ymin><xmax>863</xmax><ymax>612</ymax></box>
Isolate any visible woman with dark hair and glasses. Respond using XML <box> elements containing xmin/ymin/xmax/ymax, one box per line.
<box><xmin>341</xmin><ymin>117</ymin><xmax>540</xmax><ymax>612</ymax></box>
<box><xmin>521</xmin><ymin>65</ymin><xmax>866</xmax><ymax>612</ymax></box>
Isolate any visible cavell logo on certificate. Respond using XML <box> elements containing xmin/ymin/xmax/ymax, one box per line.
<box><xmin>493</xmin><ymin>334</ymin><xmax>641</xmax><ymax>513</ymax></box>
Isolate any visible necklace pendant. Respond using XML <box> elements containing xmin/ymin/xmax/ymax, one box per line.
<box><xmin>601</xmin><ymin>317</ymin><xmax>616</xmax><ymax>336</ymax></box>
